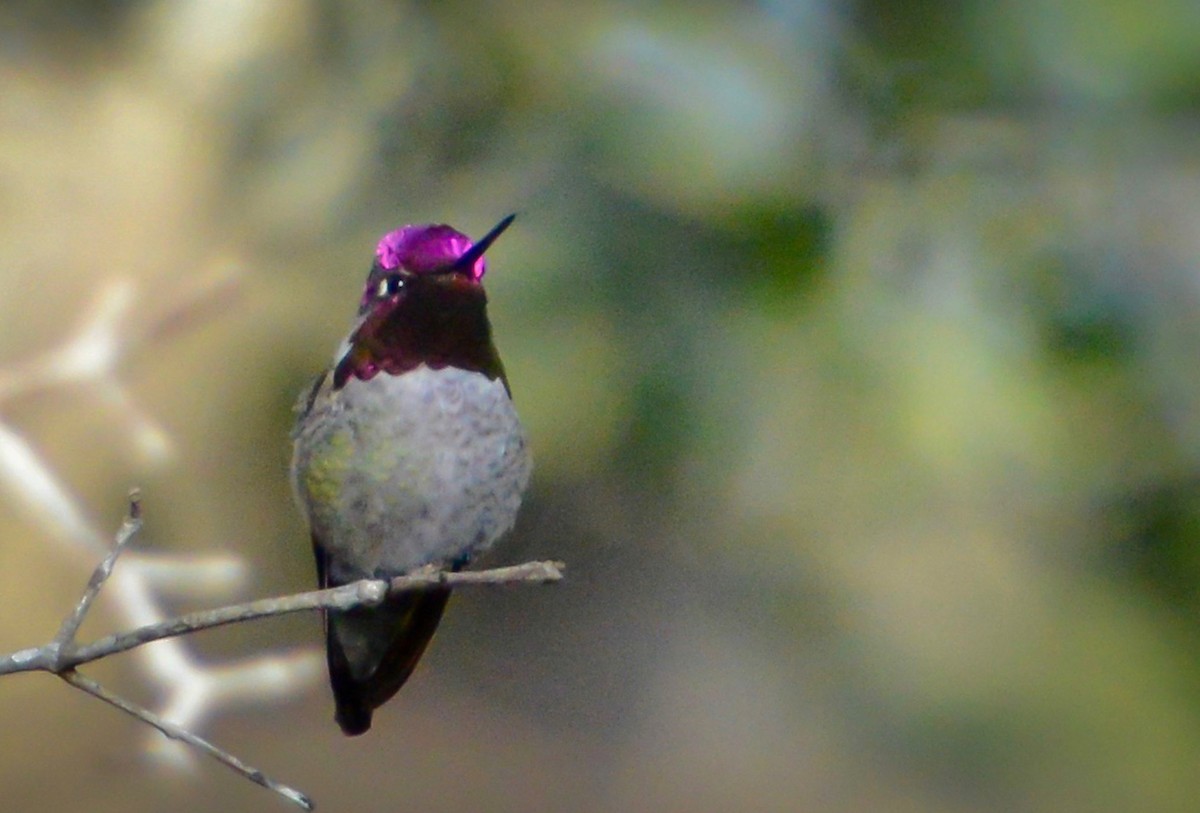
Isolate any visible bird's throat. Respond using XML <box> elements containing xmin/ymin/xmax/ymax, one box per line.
<box><xmin>332</xmin><ymin>275</ymin><xmax>506</xmax><ymax>390</ymax></box>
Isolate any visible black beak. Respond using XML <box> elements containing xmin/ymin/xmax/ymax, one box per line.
<box><xmin>436</xmin><ymin>213</ymin><xmax>516</xmax><ymax>275</ymax></box>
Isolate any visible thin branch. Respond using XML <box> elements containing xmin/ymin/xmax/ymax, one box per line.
<box><xmin>0</xmin><ymin>560</ymin><xmax>565</xmax><ymax>676</ymax></box>
<box><xmin>0</xmin><ymin>497</ymin><xmax>565</xmax><ymax>810</ymax></box>
<box><xmin>60</xmin><ymin>669</ymin><xmax>314</xmax><ymax>811</ymax></box>
<box><xmin>82</xmin><ymin>561</ymin><xmax>562</xmax><ymax>667</ymax></box>
<box><xmin>51</xmin><ymin>490</ymin><xmax>142</xmax><ymax>662</ymax></box>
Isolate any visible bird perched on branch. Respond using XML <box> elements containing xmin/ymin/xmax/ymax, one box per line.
<box><xmin>291</xmin><ymin>215</ymin><xmax>531</xmax><ymax>735</ymax></box>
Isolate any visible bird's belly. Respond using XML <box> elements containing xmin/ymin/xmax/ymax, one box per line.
<box><xmin>292</xmin><ymin>365</ymin><xmax>530</xmax><ymax>582</ymax></box>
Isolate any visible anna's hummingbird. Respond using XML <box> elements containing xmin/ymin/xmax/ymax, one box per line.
<box><xmin>290</xmin><ymin>215</ymin><xmax>531</xmax><ymax>735</ymax></box>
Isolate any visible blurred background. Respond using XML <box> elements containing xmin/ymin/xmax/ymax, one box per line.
<box><xmin>1</xmin><ymin>1</ymin><xmax>1199</xmax><ymax>811</ymax></box>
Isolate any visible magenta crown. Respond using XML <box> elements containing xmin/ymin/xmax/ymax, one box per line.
<box><xmin>375</xmin><ymin>224</ymin><xmax>488</xmax><ymax>281</ymax></box>
<box><xmin>373</xmin><ymin>214</ymin><xmax>515</xmax><ymax>283</ymax></box>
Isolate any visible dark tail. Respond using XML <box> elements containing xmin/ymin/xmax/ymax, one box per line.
<box><xmin>314</xmin><ymin>536</ymin><xmax>452</xmax><ymax>736</ymax></box>
<box><xmin>326</xmin><ymin>588</ymin><xmax>452</xmax><ymax>735</ymax></box>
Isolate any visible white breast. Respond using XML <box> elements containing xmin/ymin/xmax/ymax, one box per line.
<box><xmin>293</xmin><ymin>364</ymin><xmax>531</xmax><ymax>582</ymax></box>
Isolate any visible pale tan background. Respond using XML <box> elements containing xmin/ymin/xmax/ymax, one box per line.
<box><xmin>2</xmin><ymin>1</ymin><xmax>1200</xmax><ymax>811</ymax></box>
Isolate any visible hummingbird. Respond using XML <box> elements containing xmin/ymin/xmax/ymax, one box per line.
<box><xmin>290</xmin><ymin>215</ymin><xmax>531</xmax><ymax>735</ymax></box>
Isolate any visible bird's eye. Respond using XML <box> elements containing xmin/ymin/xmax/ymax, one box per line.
<box><xmin>376</xmin><ymin>274</ymin><xmax>404</xmax><ymax>298</ymax></box>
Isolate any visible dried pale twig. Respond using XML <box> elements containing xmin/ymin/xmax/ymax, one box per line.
<box><xmin>0</xmin><ymin>493</ymin><xmax>564</xmax><ymax>809</ymax></box>
<box><xmin>50</xmin><ymin>494</ymin><xmax>143</xmax><ymax>661</ymax></box>
<box><xmin>1</xmin><ymin>560</ymin><xmax>565</xmax><ymax>678</ymax></box>
<box><xmin>70</xmin><ymin>561</ymin><xmax>563</xmax><ymax>669</ymax></box>
<box><xmin>60</xmin><ymin>669</ymin><xmax>314</xmax><ymax>811</ymax></box>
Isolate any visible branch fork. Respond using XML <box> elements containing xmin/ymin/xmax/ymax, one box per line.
<box><xmin>0</xmin><ymin>491</ymin><xmax>563</xmax><ymax>810</ymax></box>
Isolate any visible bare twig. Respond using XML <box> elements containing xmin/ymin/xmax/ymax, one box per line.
<box><xmin>13</xmin><ymin>493</ymin><xmax>312</xmax><ymax>809</ymax></box>
<box><xmin>79</xmin><ymin>561</ymin><xmax>563</xmax><ymax>667</ymax></box>
<box><xmin>0</xmin><ymin>559</ymin><xmax>565</xmax><ymax>676</ymax></box>
<box><xmin>61</xmin><ymin>669</ymin><xmax>314</xmax><ymax>811</ymax></box>
<box><xmin>50</xmin><ymin>491</ymin><xmax>142</xmax><ymax>664</ymax></box>
<box><xmin>0</xmin><ymin>497</ymin><xmax>564</xmax><ymax>809</ymax></box>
